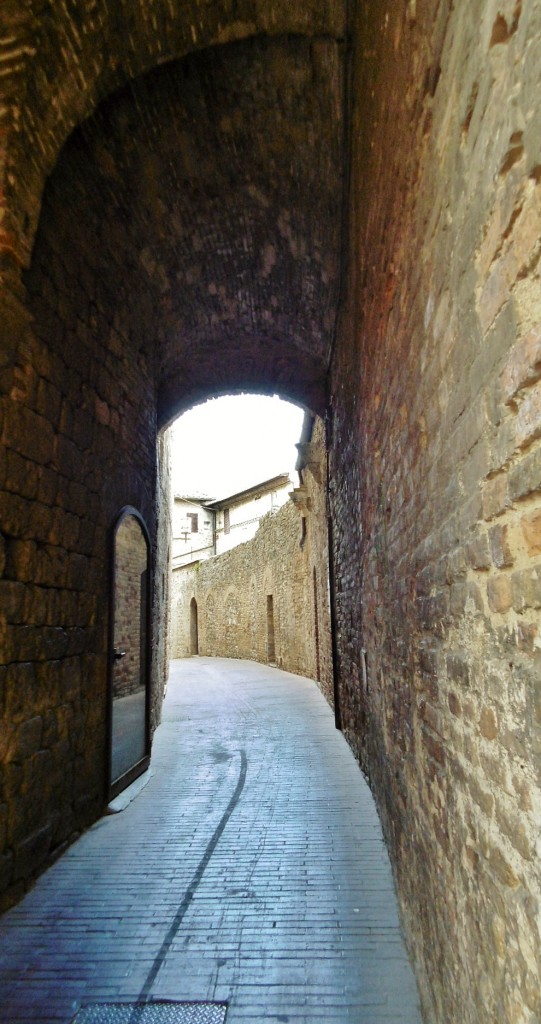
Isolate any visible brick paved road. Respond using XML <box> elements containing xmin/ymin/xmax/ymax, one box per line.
<box><xmin>0</xmin><ymin>658</ymin><xmax>422</xmax><ymax>1023</ymax></box>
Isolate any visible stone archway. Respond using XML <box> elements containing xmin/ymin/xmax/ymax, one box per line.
<box><xmin>0</xmin><ymin>29</ymin><xmax>344</xmax><ymax>907</ymax></box>
<box><xmin>3</xmin><ymin>4</ymin><xmax>541</xmax><ymax>1020</ymax></box>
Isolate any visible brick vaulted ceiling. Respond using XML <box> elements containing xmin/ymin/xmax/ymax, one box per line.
<box><xmin>2</xmin><ymin>4</ymin><xmax>347</xmax><ymax>421</ymax></box>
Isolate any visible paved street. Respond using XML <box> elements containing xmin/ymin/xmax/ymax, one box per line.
<box><xmin>0</xmin><ymin>658</ymin><xmax>422</xmax><ymax>1024</ymax></box>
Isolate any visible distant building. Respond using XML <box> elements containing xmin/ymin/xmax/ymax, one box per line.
<box><xmin>172</xmin><ymin>473</ymin><xmax>293</xmax><ymax>566</ymax></box>
<box><xmin>171</xmin><ymin>494</ymin><xmax>215</xmax><ymax>568</ymax></box>
<box><xmin>206</xmin><ymin>473</ymin><xmax>292</xmax><ymax>555</ymax></box>
<box><xmin>170</xmin><ymin>415</ymin><xmax>333</xmax><ymax>702</ymax></box>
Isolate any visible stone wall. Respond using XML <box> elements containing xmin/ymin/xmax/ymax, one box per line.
<box><xmin>172</xmin><ymin>420</ymin><xmax>333</xmax><ymax>704</ymax></box>
<box><xmin>328</xmin><ymin>2</ymin><xmax>541</xmax><ymax>1021</ymax></box>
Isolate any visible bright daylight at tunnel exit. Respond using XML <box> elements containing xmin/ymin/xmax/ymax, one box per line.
<box><xmin>1</xmin><ymin>1</ymin><xmax>541</xmax><ymax>1023</ymax></box>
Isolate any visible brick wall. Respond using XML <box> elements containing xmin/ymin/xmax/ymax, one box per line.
<box><xmin>172</xmin><ymin>419</ymin><xmax>333</xmax><ymax>704</ymax></box>
<box><xmin>328</xmin><ymin>2</ymin><xmax>541</xmax><ymax>1020</ymax></box>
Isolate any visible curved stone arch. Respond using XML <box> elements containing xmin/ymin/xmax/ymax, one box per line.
<box><xmin>0</xmin><ymin>3</ymin><xmax>345</xmax><ymax>280</ymax></box>
<box><xmin>17</xmin><ymin>33</ymin><xmax>343</xmax><ymax>420</ymax></box>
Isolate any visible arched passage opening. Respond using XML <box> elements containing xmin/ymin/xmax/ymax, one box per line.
<box><xmin>168</xmin><ymin>393</ymin><xmax>333</xmax><ymax>694</ymax></box>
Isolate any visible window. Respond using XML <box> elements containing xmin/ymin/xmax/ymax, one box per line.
<box><xmin>224</xmin><ymin>508</ymin><xmax>230</xmax><ymax>535</ymax></box>
<box><xmin>188</xmin><ymin>513</ymin><xmax>198</xmax><ymax>533</ymax></box>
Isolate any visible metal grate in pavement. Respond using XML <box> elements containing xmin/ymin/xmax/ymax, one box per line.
<box><xmin>73</xmin><ymin>1002</ymin><xmax>227</xmax><ymax>1024</ymax></box>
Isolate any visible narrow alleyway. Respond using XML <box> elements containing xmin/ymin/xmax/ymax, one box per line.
<box><xmin>0</xmin><ymin>659</ymin><xmax>421</xmax><ymax>1024</ymax></box>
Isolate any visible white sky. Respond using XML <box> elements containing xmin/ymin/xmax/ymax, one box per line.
<box><xmin>169</xmin><ymin>394</ymin><xmax>305</xmax><ymax>499</ymax></box>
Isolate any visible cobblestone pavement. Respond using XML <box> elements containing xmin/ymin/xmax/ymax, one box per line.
<box><xmin>0</xmin><ymin>659</ymin><xmax>422</xmax><ymax>1024</ymax></box>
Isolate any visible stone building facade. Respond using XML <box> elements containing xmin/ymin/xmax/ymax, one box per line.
<box><xmin>1</xmin><ymin>3</ymin><xmax>541</xmax><ymax>1021</ymax></box>
<box><xmin>172</xmin><ymin>494</ymin><xmax>215</xmax><ymax>567</ymax></box>
<box><xmin>209</xmin><ymin>473</ymin><xmax>293</xmax><ymax>555</ymax></box>
<box><xmin>171</xmin><ymin>419</ymin><xmax>333</xmax><ymax>705</ymax></box>
<box><xmin>171</xmin><ymin>473</ymin><xmax>293</xmax><ymax>567</ymax></box>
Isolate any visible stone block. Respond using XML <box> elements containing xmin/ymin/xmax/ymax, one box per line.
<box><xmin>14</xmin><ymin>717</ymin><xmax>43</xmax><ymax>760</ymax></box>
<box><xmin>516</xmin><ymin>379</ymin><xmax>541</xmax><ymax>448</ymax></box>
<box><xmin>478</xmin><ymin>253</ymin><xmax>514</xmax><ymax>336</ymax></box>
<box><xmin>12</xmin><ymin>823</ymin><xmax>52</xmax><ymax>882</ymax></box>
<box><xmin>487</xmin><ymin>574</ymin><xmax>512</xmax><ymax>613</ymax></box>
<box><xmin>0</xmin><ymin>580</ymin><xmax>26</xmax><ymax>622</ymax></box>
<box><xmin>446</xmin><ymin>653</ymin><xmax>471</xmax><ymax>687</ymax></box>
<box><xmin>508</xmin><ymin>446</ymin><xmax>541</xmax><ymax>500</ymax></box>
<box><xmin>511</xmin><ymin>566</ymin><xmax>541</xmax><ymax>611</ymax></box>
<box><xmin>448</xmin><ymin>692</ymin><xmax>461</xmax><ymax>717</ymax></box>
<box><xmin>423</xmin><ymin>730</ymin><xmax>445</xmax><ymax>766</ymax></box>
<box><xmin>501</xmin><ymin>323</ymin><xmax>541</xmax><ymax>404</ymax></box>
<box><xmin>468</xmin><ymin>775</ymin><xmax>495</xmax><ymax>818</ymax></box>
<box><xmin>488</xmin><ymin>523</ymin><xmax>513</xmax><ymax>567</ymax></box>
<box><xmin>495</xmin><ymin>801</ymin><xmax>533</xmax><ymax>861</ymax></box>
<box><xmin>2</xmin><ymin>404</ymin><xmax>55</xmax><ymax>466</ymax></box>
<box><xmin>482</xmin><ymin>473</ymin><xmax>509</xmax><ymax>519</ymax></box>
<box><xmin>5</xmin><ymin>539</ymin><xmax>37</xmax><ymax>584</ymax></box>
<box><xmin>479</xmin><ymin>707</ymin><xmax>498</xmax><ymax>740</ymax></box>
<box><xmin>520</xmin><ymin>509</ymin><xmax>541</xmax><ymax>555</ymax></box>
<box><xmin>487</xmin><ymin>846</ymin><xmax>520</xmax><ymax>889</ymax></box>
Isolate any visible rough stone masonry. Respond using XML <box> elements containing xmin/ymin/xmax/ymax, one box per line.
<box><xmin>0</xmin><ymin>2</ymin><xmax>541</xmax><ymax>1023</ymax></box>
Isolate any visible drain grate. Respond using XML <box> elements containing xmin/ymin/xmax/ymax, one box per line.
<box><xmin>73</xmin><ymin>1002</ymin><xmax>227</xmax><ymax>1024</ymax></box>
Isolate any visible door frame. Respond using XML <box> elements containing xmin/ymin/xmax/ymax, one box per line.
<box><xmin>106</xmin><ymin>505</ymin><xmax>152</xmax><ymax>801</ymax></box>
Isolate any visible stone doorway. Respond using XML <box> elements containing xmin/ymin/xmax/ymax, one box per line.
<box><xmin>190</xmin><ymin>598</ymin><xmax>199</xmax><ymax>656</ymax></box>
